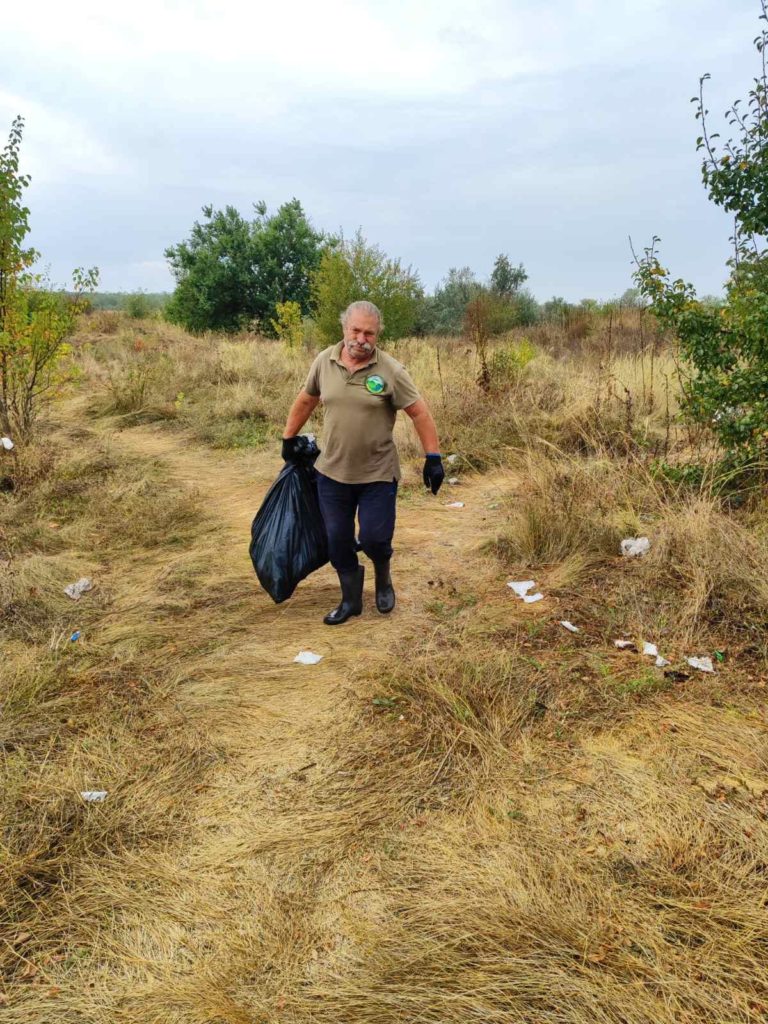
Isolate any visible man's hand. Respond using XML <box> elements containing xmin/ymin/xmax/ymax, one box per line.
<box><xmin>422</xmin><ymin>454</ymin><xmax>445</xmax><ymax>495</ymax></box>
<box><xmin>282</xmin><ymin>436</ymin><xmax>303</xmax><ymax>464</ymax></box>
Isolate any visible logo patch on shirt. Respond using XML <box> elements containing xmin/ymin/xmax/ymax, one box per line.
<box><xmin>365</xmin><ymin>374</ymin><xmax>386</xmax><ymax>395</ymax></box>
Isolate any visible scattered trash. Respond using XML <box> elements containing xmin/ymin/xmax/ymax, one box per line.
<box><xmin>508</xmin><ymin>580</ymin><xmax>536</xmax><ymax>597</ymax></box>
<box><xmin>444</xmin><ymin>501</ymin><xmax>464</xmax><ymax>508</ymax></box>
<box><xmin>687</xmin><ymin>656</ymin><xmax>715</xmax><ymax>674</ymax></box>
<box><xmin>614</xmin><ymin>639</ymin><xmax>636</xmax><ymax>650</ymax></box>
<box><xmin>446</xmin><ymin>454</ymin><xmax>459</xmax><ymax>465</ymax></box>
<box><xmin>621</xmin><ymin>537</ymin><xmax>651</xmax><ymax>558</ymax></box>
<box><xmin>655</xmin><ymin>655</ymin><xmax>671</xmax><ymax>668</ymax></box>
<box><xmin>642</xmin><ymin>641</ymin><xmax>659</xmax><ymax>658</ymax></box>
<box><xmin>664</xmin><ymin>668</ymin><xmax>690</xmax><ymax>682</ymax></box>
<box><xmin>560</xmin><ymin>621</ymin><xmax>580</xmax><ymax>633</ymax></box>
<box><xmin>1</xmin><ymin>437</ymin><xmax>14</xmax><ymax>451</ymax></box>
<box><xmin>448</xmin><ymin>477</ymin><xmax>460</xmax><ymax>485</ymax></box>
<box><xmin>487</xmin><ymin>502</ymin><xmax>500</xmax><ymax>510</ymax></box>
<box><xmin>64</xmin><ymin>578</ymin><xmax>93</xmax><ymax>601</ymax></box>
<box><xmin>293</xmin><ymin>650</ymin><xmax>323</xmax><ymax>665</ymax></box>
<box><xmin>80</xmin><ymin>791</ymin><xmax>107</xmax><ymax>802</ymax></box>
<box><xmin>70</xmin><ymin>630</ymin><xmax>81</xmax><ymax>643</ymax></box>
<box><xmin>507</xmin><ymin>580</ymin><xmax>544</xmax><ymax>603</ymax></box>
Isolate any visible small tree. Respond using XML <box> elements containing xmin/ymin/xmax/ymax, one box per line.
<box><xmin>635</xmin><ymin>0</ymin><xmax>768</xmax><ymax>482</ymax></box>
<box><xmin>270</xmin><ymin>300</ymin><xmax>304</xmax><ymax>351</ymax></box>
<box><xmin>490</xmin><ymin>253</ymin><xmax>527</xmax><ymax>297</ymax></box>
<box><xmin>463</xmin><ymin>295</ymin><xmax>492</xmax><ymax>392</ymax></box>
<box><xmin>428</xmin><ymin>267</ymin><xmax>485</xmax><ymax>335</ymax></box>
<box><xmin>0</xmin><ymin>117</ymin><xmax>97</xmax><ymax>440</ymax></box>
<box><xmin>312</xmin><ymin>230</ymin><xmax>423</xmax><ymax>344</ymax></box>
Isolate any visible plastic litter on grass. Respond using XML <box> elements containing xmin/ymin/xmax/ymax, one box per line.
<box><xmin>560</xmin><ymin>621</ymin><xmax>580</xmax><ymax>633</ymax></box>
<box><xmin>81</xmin><ymin>791</ymin><xmax>107</xmax><ymax>802</ymax></box>
<box><xmin>621</xmin><ymin>537</ymin><xmax>651</xmax><ymax>557</ymax></box>
<box><xmin>687</xmin><ymin>656</ymin><xmax>715</xmax><ymax>674</ymax></box>
<box><xmin>294</xmin><ymin>651</ymin><xmax>323</xmax><ymax>665</ymax></box>
<box><xmin>614</xmin><ymin>639</ymin><xmax>636</xmax><ymax>650</ymax></box>
<box><xmin>64</xmin><ymin>578</ymin><xmax>93</xmax><ymax>601</ymax></box>
<box><xmin>448</xmin><ymin>477</ymin><xmax>460</xmax><ymax>485</ymax></box>
<box><xmin>508</xmin><ymin>580</ymin><xmax>536</xmax><ymax>597</ymax></box>
<box><xmin>70</xmin><ymin>631</ymin><xmax>81</xmax><ymax>643</ymax></box>
<box><xmin>507</xmin><ymin>580</ymin><xmax>544</xmax><ymax>603</ymax></box>
<box><xmin>1</xmin><ymin>437</ymin><xmax>14</xmax><ymax>450</ymax></box>
<box><xmin>642</xmin><ymin>641</ymin><xmax>659</xmax><ymax>657</ymax></box>
<box><xmin>444</xmin><ymin>501</ymin><xmax>464</xmax><ymax>509</ymax></box>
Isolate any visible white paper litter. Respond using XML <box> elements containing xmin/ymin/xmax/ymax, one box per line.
<box><xmin>64</xmin><ymin>577</ymin><xmax>93</xmax><ymax>601</ymax></box>
<box><xmin>523</xmin><ymin>592</ymin><xmax>544</xmax><ymax>604</ymax></box>
<box><xmin>444</xmin><ymin>501</ymin><xmax>464</xmax><ymax>508</ymax></box>
<box><xmin>560</xmin><ymin>621</ymin><xmax>580</xmax><ymax>633</ymax></box>
<box><xmin>655</xmin><ymin>655</ymin><xmax>671</xmax><ymax>668</ymax></box>
<box><xmin>621</xmin><ymin>537</ymin><xmax>651</xmax><ymax>558</ymax></box>
<box><xmin>81</xmin><ymin>791</ymin><xmax>107</xmax><ymax>802</ymax></box>
<box><xmin>448</xmin><ymin>477</ymin><xmax>460</xmax><ymax>485</ymax></box>
<box><xmin>1</xmin><ymin>437</ymin><xmax>14</xmax><ymax>451</ymax></box>
<box><xmin>293</xmin><ymin>650</ymin><xmax>323</xmax><ymax>665</ymax></box>
<box><xmin>614</xmin><ymin>639</ymin><xmax>635</xmax><ymax>650</ymax></box>
<box><xmin>446</xmin><ymin>454</ymin><xmax>459</xmax><ymax>465</ymax></box>
<box><xmin>642</xmin><ymin>641</ymin><xmax>659</xmax><ymax>658</ymax></box>
<box><xmin>507</xmin><ymin>580</ymin><xmax>536</xmax><ymax>597</ymax></box>
<box><xmin>687</xmin><ymin>656</ymin><xmax>715</xmax><ymax>674</ymax></box>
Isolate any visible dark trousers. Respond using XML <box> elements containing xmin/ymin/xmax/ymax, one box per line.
<box><xmin>316</xmin><ymin>473</ymin><xmax>398</xmax><ymax>573</ymax></box>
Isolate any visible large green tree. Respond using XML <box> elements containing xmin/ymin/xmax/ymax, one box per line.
<box><xmin>165</xmin><ymin>199</ymin><xmax>325</xmax><ymax>334</ymax></box>
<box><xmin>312</xmin><ymin>230</ymin><xmax>423</xmax><ymax>344</ymax></box>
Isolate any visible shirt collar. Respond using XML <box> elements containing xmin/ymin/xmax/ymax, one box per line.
<box><xmin>330</xmin><ymin>341</ymin><xmax>379</xmax><ymax>370</ymax></box>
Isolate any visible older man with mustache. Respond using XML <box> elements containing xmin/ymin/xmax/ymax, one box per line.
<box><xmin>281</xmin><ymin>300</ymin><xmax>444</xmax><ymax>625</ymax></box>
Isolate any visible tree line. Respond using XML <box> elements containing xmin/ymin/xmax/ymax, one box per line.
<box><xmin>162</xmin><ymin>201</ymin><xmax>540</xmax><ymax>343</ymax></box>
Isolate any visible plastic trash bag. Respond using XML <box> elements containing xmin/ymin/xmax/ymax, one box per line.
<box><xmin>249</xmin><ymin>436</ymin><xmax>329</xmax><ymax>603</ymax></box>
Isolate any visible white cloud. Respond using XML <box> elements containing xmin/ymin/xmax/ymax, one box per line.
<box><xmin>0</xmin><ymin>91</ymin><xmax>123</xmax><ymax>183</ymax></box>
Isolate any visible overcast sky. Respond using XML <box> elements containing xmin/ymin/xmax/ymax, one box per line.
<box><xmin>1</xmin><ymin>0</ymin><xmax>761</xmax><ymax>299</ymax></box>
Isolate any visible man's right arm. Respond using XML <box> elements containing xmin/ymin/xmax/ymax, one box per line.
<box><xmin>282</xmin><ymin>389</ymin><xmax>320</xmax><ymax>439</ymax></box>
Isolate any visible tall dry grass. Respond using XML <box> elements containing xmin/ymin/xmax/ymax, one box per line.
<box><xmin>3</xmin><ymin>312</ymin><xmax>766</xmax><ymax>1022</ymax></box>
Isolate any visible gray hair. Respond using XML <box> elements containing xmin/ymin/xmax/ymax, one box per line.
<box><xmin>339</xmin><ymin>300</ymin><xmax>384</xmax><ymax>331</ymax></box>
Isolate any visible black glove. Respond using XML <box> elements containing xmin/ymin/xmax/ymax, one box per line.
<box><xmin>282</xmin><ymin>436</ymin><xmax>303</xmax><ymax>463</ymax></box>
<box><xmin>422</xmin><ymin>453</ymin><xmax>445</xmax><ymax>495</ymax></box>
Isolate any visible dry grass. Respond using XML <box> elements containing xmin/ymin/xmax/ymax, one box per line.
<box><xmin>73</xmin><ymin>314</ymin><xmax>681</xmax><ymax>467</ymax></box>
<box><xmin>2</xmin><ymin>314</ymin><xmax>767</xmax><ymax>1022</ymax></box>
<box><xmin>492</xmin><ymin>448</ymin><xmax>768</xmax><ymax>654</ymax></box>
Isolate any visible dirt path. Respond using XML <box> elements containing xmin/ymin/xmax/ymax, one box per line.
<box><xmin>67</xmin><ymin>418</ymin><xmax>517</xmax><ymax>1016</ymax></box>
<box><xmin>109</xmin><ymin>422</ymin><xmax>512</xmax><ymax>768</ymax></box>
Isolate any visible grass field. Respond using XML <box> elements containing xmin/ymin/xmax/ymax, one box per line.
<box><xmin>1</xmin><ymin>313</ymin><xmax>767</xmax><ymax>1022</ymax></box>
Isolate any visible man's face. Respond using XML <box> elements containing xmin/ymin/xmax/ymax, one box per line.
<box><xmin>343</xmin><ymin>312</ymin><xmax>380</xmax><ymax>360</ymax></box>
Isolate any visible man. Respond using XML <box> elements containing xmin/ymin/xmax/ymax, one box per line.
<box><xmin>281</xmin><ymin>300</ymin><xmax>444</xmax><ymax>625</ymax></box>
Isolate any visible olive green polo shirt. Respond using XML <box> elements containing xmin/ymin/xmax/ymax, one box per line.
<box><xmin>304</xmin><ymin>342</ymin><xmax>421</xmax><ymax>484</ymax></box>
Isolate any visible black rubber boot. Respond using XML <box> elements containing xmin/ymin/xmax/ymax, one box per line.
<box><xmin>374</xmin><ymin>559</ymin><xmax>396</xmax><ymax>614</ymax></box>
<box><xmin>324</xmin><ymin>566</ymin><xmax>364</xmax><ymax>625</ymax></box>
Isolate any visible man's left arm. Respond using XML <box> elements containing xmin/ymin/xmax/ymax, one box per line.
<box><xmin>404</xmin><ymin>398</ymin><xmax>445</xmax><ymax>495</ymax></box>
<box><xmin>403</xmin><ymin>398</ymin><xmax>439</xmax><ymax>453</ymax></box>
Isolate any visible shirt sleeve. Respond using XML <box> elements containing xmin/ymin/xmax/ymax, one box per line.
<box><xmin>304</xmin><ymin>354</ymin><xmax>323</xmax><ymax>397</ymax></box>
<box><xmin>391</xmin><ymin>364</ymin><xmax>421</xmax><ymax>410</ymax></box>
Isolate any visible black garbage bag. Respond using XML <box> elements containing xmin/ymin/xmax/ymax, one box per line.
<box><xmin>249</xmin><ymin>436</ymin><xmax>329</xmax><ymax>603</ymax></box>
